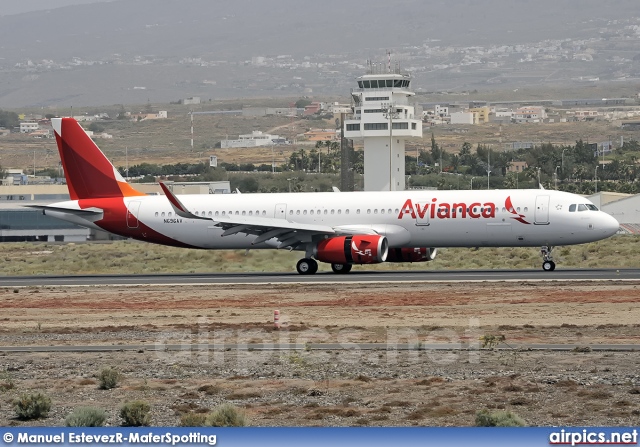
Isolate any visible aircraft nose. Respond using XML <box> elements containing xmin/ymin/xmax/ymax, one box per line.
<box><xmin>601</xmin><ymin>213</ymin><xmax>620</xmax><ymax>237</ymax></box>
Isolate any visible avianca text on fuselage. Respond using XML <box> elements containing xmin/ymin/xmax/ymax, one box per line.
<box><xmin>398</xmin><ymin>198</ymin><xmax>496</xmax><ymax>220</ymax></box>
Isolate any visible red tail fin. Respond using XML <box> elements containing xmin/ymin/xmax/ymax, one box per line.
<box><xmin>52</xmin><ymin>118</ymin><xmax>145</xmax><ymax>200</ymax></box>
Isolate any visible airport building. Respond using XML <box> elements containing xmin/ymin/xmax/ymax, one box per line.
<box><xmin>343</xmin><ymin>68</ymin><xmax>423</xmax><ymax>191</ymax></box>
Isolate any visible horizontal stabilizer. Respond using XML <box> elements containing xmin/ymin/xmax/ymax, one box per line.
<box><xmin>26</xmin><ymin>205</ymin><xmax>103</xmax><ymax>217</ymax></box>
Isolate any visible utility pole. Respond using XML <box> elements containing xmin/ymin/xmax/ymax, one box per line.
<box><xmin>190</xmin><ymin>110</ymin><xmax>194</xmax><ymax>150</ymax></box>
<box><xmin>595</xmin><ymin>166</ymin><xmax>599</xmax><ymax>193</ymax></box>
<box><xmin>486</xmin><ymin>147</ymin><xmax>491</xmax><ymax>190</ymax></box>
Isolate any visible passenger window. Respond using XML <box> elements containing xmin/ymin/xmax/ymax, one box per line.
<box><xmin>337</xmin><ymin>209</ymin><xmax>342</xmax><ymax>214</ymax></box>
<box><xmin>222</xmin><ymin>211</ymin><xmax>226</xmax><ymax>216</ymax></box>
<box><xmin>215</xmin><ymin>211</ymin><xmax>219</xmax><ymax>216</ymax></box>
<box><xmin>155</xmin><ymin>212</ymin><xmax>158</xmax><ymax>217</ymax></box>
<box><xmin>516</xmin><ymin>207</ymin><xmax>520</xmax><ymax>212</ymax></box>
<box><xmin>262</xmin><ymin>211</ymin><xmax>266</xmax><ymax>216</ymax></box>
<box><xmin>388</xmin><ymin>209</ymin><xmax>392</xmax><ymax>214</ymax></box>
<box><xmin>395</xmin><ymin>209</ymin><xmax>399</xmax><ymax>214</ymax></box>
<box><xmin>524</xmin><ymin>207</ymin><xmax>528</xmax><ymax>212</ymax></box>
<box><xmin>289</xmin><ymin>210</ymin><xmax>293</xmax><ymax>215</ymax></box>
<box><xmin>242</xmin><ymin>211</ymin><xmax>246</xmax><ymax>216</ymax></box>
<box><xmin>357</xmin><ymin>209</ymin><xmax>361</xmax><ymax>214</ymax></box>
<box><xmin>235</xmin><ymin>211</ymin><xmax>239</xmax><ymax>215</ymax></box>
<box><xmin>569</xmin><ymin>204</ymin><xmax>576</xmax><ymax>212</ymax></box>
<box><xmin>303</xmin><ymin>210</ymin><xmax>307</xmax><ymax>215</ymax></box>
<box><xmin>169</xmin><ymin>212</ymin><xmax>172</xmax><ymax>217</ymax></box>
<box><xmin>208</xmin><ymin>211</ymin><xmax>212</xmax><ymax>217</ymax></box>
<box><xmin>161</xmin><ymin>212</ymin><xmax>165</xmax><ymax>217</ymax></box>
<box><xmin>578</xmin><ymin>204</ymin><xmax>587</xmax><ymax>212</ymax></box>
<box><xmin>345</xmin><ymin>209</ymin><xmax>349</xmax><ymax>215</ymax></box>
<box><xmin>381</xmin><ymin>209</ymin><xmax>385</xmax><ymax>214</ymax></box>
<box><xmin>296</xmin><ymin>210</ymin><xmax>300</xmax><ymax>215</ymax></box>
<box><xmin>310</xmin><ymin>210</ymin><xmax>314</xmax><ymax>215</ymax></box>
<box><xmin>324</xmin><ymin>210</ymin><xmax>328</xmax><ymax>215</ymax></box>
<box><xmin>331</xmin><ymin>210</ymin><xmax>335</xmax><ymax>214</ymax></box>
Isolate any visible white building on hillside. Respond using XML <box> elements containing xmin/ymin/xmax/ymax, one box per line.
<box><xmin>435</xmin><ymin>104</ymin><xmax>449</xmax><ymax>117</ymax></box>
<box><xmin>450</xmin><ymin>111</ymin><xmax>474</xmax><ymax>124</ymax></box>
<box><xmin>221</xmin><ymin>131</ymin><xmax>285</xmax><ymax>148</ymax></box>
<box><xmin>514</xmin><ymin>106</ymin><xmax>547</xmax><ymax>123</ymax></box>
<box><xmin>20</xmin><ymin>121</ymin><xmax>40</xmax><ymax>133</ymax></box>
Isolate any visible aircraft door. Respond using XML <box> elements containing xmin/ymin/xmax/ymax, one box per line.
<box><xmin>275</xmin><ymin>203</ymin><xmax>287</xmax><ymax>219</ymax></box>
<box><xmin>534</xmin><ymin>195</ymin><xmax>550</xmax><ymax>225</ymax></box>
<box><xmin>415</xmin><ymin>202</ymin><xmax>429</xmax><ymax>226</ymax></box>
<box><xmin>127</xmin><ymin>201</ymin><xmax>141</xmax><ymax>229</ymax></box>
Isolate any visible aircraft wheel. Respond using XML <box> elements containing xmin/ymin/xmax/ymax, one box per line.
<box><xmin>331</xmin><ymin>263</ymin><xmax>352</xmax><ymax>274</ymax></box>
<box><xmin>296</xmin><ymin>258</ymin><xmax>317</xmax><ymax>275</ymax></box>
<box><xmin>542</xmin><ymin>260</ymin><xmax>556</xmax><ymax>272</ymax></box>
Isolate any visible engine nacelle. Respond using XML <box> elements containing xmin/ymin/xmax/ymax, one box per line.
<box><xmin>386</xmin><ymin>247</ymin><xmax>438</xmax><ymax>263</ymax></box>
<box><xmin>316</xmin><ymin>235</ymin><xmax>388</xmax><ymax>265</ymax></box>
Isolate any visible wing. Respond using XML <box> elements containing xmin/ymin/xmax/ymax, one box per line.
<box><xmin>159</xmin><ymin>182</ymin><xmax>340</xmax><ymax>249</ymax></box>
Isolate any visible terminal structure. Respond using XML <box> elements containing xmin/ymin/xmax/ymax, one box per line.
<box><xmin>343</xmin><ymin>66</ymin><xmax>422</xmax><ymax>191</ymax></box>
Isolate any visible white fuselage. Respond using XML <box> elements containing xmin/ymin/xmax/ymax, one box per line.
<box><xmin>53</xmin><ymin>189</ymin><xmax>619</xmax><ymax>250</ymax></box>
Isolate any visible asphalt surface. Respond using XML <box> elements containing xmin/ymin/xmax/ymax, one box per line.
<box><xmin>0</xmin><ymin>268</ymin><xmax>639</xmax><ymax>287</ymax></box>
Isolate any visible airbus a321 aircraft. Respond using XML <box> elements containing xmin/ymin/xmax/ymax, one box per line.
<box><xmin>35</xmin><ymin>118</ymin><xmax>620</xmax><ymax>274</ymax></box>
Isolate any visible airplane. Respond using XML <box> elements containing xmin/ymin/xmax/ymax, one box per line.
<box><xmin>33</xmin><ymin>117</ymin><xmax>620</xmax><ymax>274</ymax></box>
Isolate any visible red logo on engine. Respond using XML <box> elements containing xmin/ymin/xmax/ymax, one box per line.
<box><xmin>505</xmin><ymin>196</ymin><xmax>530</xmax><ymax>224</ymax></box>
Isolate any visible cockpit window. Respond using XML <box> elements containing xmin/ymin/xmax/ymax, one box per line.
<box><xmin>586</xmin><ymin>204</ymin><xmax>598</xmax><ymax>211</ymax></box>
<box><xmin>569</xmin><ymin>204</ymin><xmax>576</xmax><ymax>212</ymax></box>
<box><xmin>577</xmin><ymin>204</ymin><xmax>588</xmax><ymax>212</ymax></box>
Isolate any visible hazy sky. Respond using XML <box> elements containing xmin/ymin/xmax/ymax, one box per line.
<box><xmin>0</xmin><ymin>0</ymin><xmax>116</xmax><ymax>16</ymax></box>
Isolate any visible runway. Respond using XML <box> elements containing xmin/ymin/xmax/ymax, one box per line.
<box><xmin>0</xmin><ymin>268</ymin><xmax>639</xmax><ymax>287</ymax></box>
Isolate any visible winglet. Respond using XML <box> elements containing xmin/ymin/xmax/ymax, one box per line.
<box><xmin>159</xmin><ymin>182</ymin><xmax>209</xmax><ymax>220</ymax></box>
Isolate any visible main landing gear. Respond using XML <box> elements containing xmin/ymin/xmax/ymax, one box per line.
<box><xmin>296</xmin><ymin>258</ymin><xmax>318</xmax><ymax>275</ymax></box>
<box><xmin>540</xmin><ymin>246</ymin><xmax>556</xmax><ymax>272</ymax></box>
<box><xmin>331</xmin><ymin>263</ymin><xmax>352</xmax><ymax>274</ymax></box>
<box><xmin>295</xmin><ymin>258</ymin><xmax>353</xmax><ymax>275</ymax></box>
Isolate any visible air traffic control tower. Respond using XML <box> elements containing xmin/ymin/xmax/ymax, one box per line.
<box><xmin>343</xmin><ymin>67</ymin><xmax>422</xmax><ymax>191</ymax></box>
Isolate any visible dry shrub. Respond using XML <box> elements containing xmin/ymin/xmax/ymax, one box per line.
<box><xmin>205</xmin><ymin>403</ymin><xmax>247</xmax><ymax>427</ymax></box>
<box><xmin>179</xmin><ymin>412</ymin><xmax>207</xmax><ymax>427</ymax></box>
<box><xmin>475</xmin><ymin>409</ymin><xmax>526</xmax><ymax>427</ymax></box>
<box><xmin>98</xmin><ymin>367</ymin><xmax>120</xmax><ymax>390</ymax></box>
<box><xmin>120</xmin><ymin>400</ymin><xmax>151</xmax><ymax>427</ymax></box>
<box><xmin>65</xmin><ymin>406</ymin><xmax>107</xmax><ymax>427</ymax></box>
<box><xmin>14</xmin><ymin>392</ymin><xmax>52</xmax><ymax>420</ymax></box>
<box><xmin>197</xmin><ymin>384</ymin><xmax>221</xmax><ymax>395</ymax></box>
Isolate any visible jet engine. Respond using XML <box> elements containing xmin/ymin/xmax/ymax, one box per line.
<box><xmin>385</xmin><ymin>247</ymin><xmax>438</xmax><ymax>263</ymax></box>
<box><xmin>316</xmin><ymin>235</ymin><xmax>388</xmax><ymax>264</ymax></box>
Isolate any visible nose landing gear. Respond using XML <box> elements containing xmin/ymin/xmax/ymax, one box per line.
<box><xmin>541</xmin><ymin>246</ymin><xmax>556</xmax><ymax>271</ymax></box>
